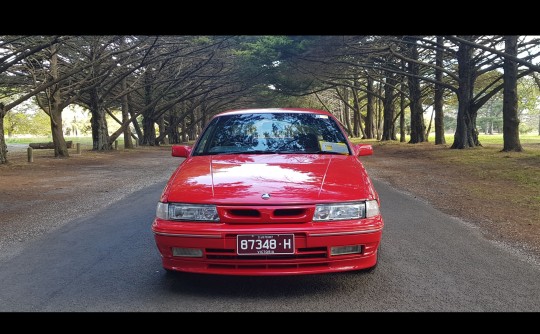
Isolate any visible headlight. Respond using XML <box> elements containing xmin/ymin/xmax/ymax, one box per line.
<box><xmin>314</xmin><ymin>202</ymin><xmax>364</xmax><ymax>221</ymax></box>
<box><xmin>313</xmin><ymin>200</ymin><xmax>380</xmax><ymax>221</ymax></box>
<box><xmin>156</xmin><ymin>202</ymin><xmax>220</xmax><ymax>222</ymax></box>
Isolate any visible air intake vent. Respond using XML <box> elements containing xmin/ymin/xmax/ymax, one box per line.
<box><xmin>229</xmin><ymin>209</ymin><xmax>260</xmax><ymax>217</ymax></box>
<box><xmin>274</xmin><ymin>209</ymin><xmax>306</xmax><ymax>217</ymax></box>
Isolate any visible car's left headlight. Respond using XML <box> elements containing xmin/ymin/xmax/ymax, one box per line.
<box><xmin>313</xmin><ymin>200</ymin><xmax>379</xmax><ymax>221</ymax></box>
<box><xmin>156</xmin><ymin>202</ymin><xmax>220</xmax><ymax>222</ymax></box>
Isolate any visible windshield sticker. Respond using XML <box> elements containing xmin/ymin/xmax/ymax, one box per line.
<box><xmin>318</xmin><ymin>141</ymin><xmax>349</xmax><ymax>154</ymax></box>
<box><xmin>315</xmin><ymin>115</ymin><xmax>328</xmax><ymax>119</ymax></box>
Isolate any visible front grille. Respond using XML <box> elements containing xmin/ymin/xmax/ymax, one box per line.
<box><xmin>219</xmin><ymin>205</ymin><xmax>312</xmax><ymax>223</ymax></box>
<box><xmin>229</xmin><ymin>209</ymin><xmax>260</xmax><ymax>217</ymax></box>
<box><xmin>207</xmin><ymin>262</ymin><xmax>329</xmax><ymax>270</ymax></box>
<box><xmin>205</xmin><ymin>247</ymin><xmax>327</xmax><ymax>260</ymax></box>
<box><xmin>273</xmin><ymin>208</ymin><xmax>306</xmax><ymax>217</ymax></box>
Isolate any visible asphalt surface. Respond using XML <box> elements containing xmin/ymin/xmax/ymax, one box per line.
<box><xmin>0</xmin><ymin>179</ymin><xmax>539</xmax><ymax>312</ymax></box>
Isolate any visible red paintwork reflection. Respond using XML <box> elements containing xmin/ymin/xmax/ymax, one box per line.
<box><xmin>162</xmin><ymin>154</ymin><xmax>377</xmax><ymax>205</ymax></box>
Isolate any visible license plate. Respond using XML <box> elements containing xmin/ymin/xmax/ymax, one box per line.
<box><xmin>237</xmin><ymin>234</ymin><xmax>295</xmax><ymax>255</ymax></box>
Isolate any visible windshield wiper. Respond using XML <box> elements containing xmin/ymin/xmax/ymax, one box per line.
<box><xmin>310</xmin><ymin>150</ymin><xmax>347</xmax><ymax>155</ymax></box>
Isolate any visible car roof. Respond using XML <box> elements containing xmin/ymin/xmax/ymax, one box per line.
<box><xmin>214</xmin><ymin>108</ymin><xmax>334</xmax><ymax>117</ymax></box>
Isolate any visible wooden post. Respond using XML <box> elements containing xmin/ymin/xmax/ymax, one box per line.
<box><xmin>76</xmin><ymin>143</ymin><xmax>81</xmax><ymax>154</ymax></box>
<box><xmin>27</xmin><ymin>147</ymin><xmax>33</xmax><ymax>163</ymax></box>
<box><xmin>114</xmin><ymin>140</ymin><xmax>118</xmax><ymax>150</ymax></box>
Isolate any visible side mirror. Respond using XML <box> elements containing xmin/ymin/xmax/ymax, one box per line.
<box><xmin>172</xmin><ymin>145</ymin><xmax>192</xmax><ymax>158</ymax></box>
<box><xmin>354</xmin><ymin>144</ymin><xmax>373</xmax><ymax>157</ymax></box>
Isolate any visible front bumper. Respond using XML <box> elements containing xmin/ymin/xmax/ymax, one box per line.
<box><xmin>152</xmin><ymin>218</ymin><xmax>383</xmax><ymax>276</ymax></box>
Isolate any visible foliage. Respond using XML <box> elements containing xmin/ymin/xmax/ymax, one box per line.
<box><xmin>2</xmin><ymin>35</ymin><xmax>540</xmax><ymax>163</ymax></box>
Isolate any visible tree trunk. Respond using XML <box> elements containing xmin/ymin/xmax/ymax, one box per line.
<box><xmin>342</xmin><ymin>87</ymin><xmax>353</xmax><ymax>135</ymax></box>
<box><xmin>189</xmin><ymin>111</ymin><xmax>197</xmax><ymax>140</ymax></box>
<box><xmin>89</xmin><ymin>87</ymin><xmax>111</xmax><ymax>150</ymax></box>
<box><xmin>181</xmin><ymin>117</ymin><xmax>188</xmax><ymax>142</ymax></box>
<box><xmin>407</xmin><ymin>38</ymin><xmax>426</xmax><ymax>144</ymax></box>
<box><xmin>127</xmin><ymin>93</ymin><xmax>142</xmax><ymax>145</ymax></box>
<box><xmin>382</xmin><ymin>72</ymin><xmax>397</xmax><ymax>141</ymax></box>
<box><xmin>0</xmin><ymin>105</ymin><xmax>7</xmax><ymax>164</ymax></box>
<box><xmin>157</xmin><ymin>115</ymin><xmax>165</xmax><ymax>145</ymax></box>
<box><xmin>502</xmin><ymin>35</ymin><xmax>522</xmax><ymax>152</ymax></box>
<box><xmin>122</xmin><ymin>78</ymin><xmax>134</xmax><ymax>149</ymax></box>
<box><xmin>400</xmin><ymin>84</ymin><xmax>406</xmax><ymax>142</ymax></box>
<box><xmin>47</xmin><ymin>48</ymin><xmax>69</xmax><ymax>157</ymax></box>
<box><xmin>365</xmin><ymin>76</ymin><xmax>375</xmax><ymax>139</ymax></box>
<box><xmin>352</xmin><ymin>88</ymin><xmax>360</xmax><ymax>138</ymax></box>
<box><xmin>200</xmin><ymin>104</ymin><xmax>208</xmax><ymax>130</ymax></box>
<box><xmin>141</xmin><ymin>70</ymin><xmax>156</xmax><ymax>146</ymax></box>
<box><xmin>168</xmin><ymin>111</ymin><xmax>181</xmax><ymax>144</ymax></box>
<box><xmin>375</xmin><ymin>82</ymin><xmax>383</xmax><ymax>140</ymax></box>
<box><xmin>533</xmin><ymin>74</ymin><xmax>540</xmax><ymax>135</ymax></box>
<box><xmin>351</xmin><ymin>83</ymin><xmax>367</xmax><ymax>138</ymax></box>
<box><xmin>451</xmin><ymin>37</ymin><xmax>480</xmax><ymax>149</ymax></box>
<box><xmin>434</xmin><ymin>36</ymin><xmax>446</xmax><ymax>145</ymax></box>
<box><xmin>142</xmin><ymin>116</ymin><xmax>157</xmax><ymax>146</ymax></box>
<box><xmin>155</xmin><ymin>105</ymin><xmax>192</xmax><ymax>144</ymax></box>
<box><xmin>425</xmin><ymin>109</ymin><xmax>434</xmax><ymax>141</ymax></box>
<box><xmin>49</xmin><ymin>104</ymin><xmax>69</xmax><ymax>157</ymax></box>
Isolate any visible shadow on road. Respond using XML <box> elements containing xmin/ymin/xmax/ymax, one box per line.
<box><xmin>157</xmin><ymin>269</ymin><xmax>378</xmax><ymax>298</ymax></box>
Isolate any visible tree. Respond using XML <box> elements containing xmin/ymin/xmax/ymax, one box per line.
<box><xmin>451</xmin><ymin>37</ymin><xmax>478</xmax><ymax>149</ymax></box>
<box><xmin>381</xmin><ymin>70</ymin><xmax>397</xmax><ymax>140</ymax></box>
<box><xmin>365</xmin><ymin>76</ymin><xmax>376</xmax><ymax>139</ymax></box>
<box><xmin>406</xmin><ymin>37</ymin><xmax>426</xmax><ymax>143</ymax></box>
<box><xmin>34</xmin><ymin>44</ymin><xmax>71</xmax><ymax>157</ymax></box>
<box><xmin>0</xmin><ymin>36</ymin><xmax>66</xmax><ymax>163</ymax></box>
<box><xmin>446</xmin><ymin>35</ymin><xmax>540</xmax><ymax>148</ymax></box>
<box><xmin>502</xmin><ymin>36</ymin><xmax>522</xmax><ymax>152</ymax></box>
<box><xmin>3</xmin><ymin>34</ymin><xmax>540</xmax><ymax>163</ymax></box>
<box><xmin>532</xmin><ymin>73</ymin><xmax>540</xmax><ymax>135</ymax></box>
<box><xmin>434</xmin><ymin>36</ymin><xmax>446</xmax><ymax>145</ymax></box>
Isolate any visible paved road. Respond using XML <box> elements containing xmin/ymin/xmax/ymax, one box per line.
<box><xmin>0</xmin><ymin>179</ymin><xmax>539</xmax><ymax>312</ymax></box>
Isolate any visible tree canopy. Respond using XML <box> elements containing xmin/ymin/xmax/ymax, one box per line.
<box><xmin>1</xmin><ymin>35</ymin><xmax>539</xmax><ymax>163</ymax></box>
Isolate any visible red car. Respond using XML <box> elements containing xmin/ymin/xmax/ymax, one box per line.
<box><xmin>152</xmin><ymin>108</ymin><xmax>383</xmax><ymax>276</ymax></box>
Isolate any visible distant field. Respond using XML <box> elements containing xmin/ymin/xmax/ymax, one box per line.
<box><xmin>352</xmin><ymin>133</ymin><xmax>540</xmax><ymax>146</ymax></box>
<box><xmin>6</xmin><ymin>133</ymin><xmax>540</xmax><ymax>150</ymax></box>
<box><xmin>474</xmin><ymin>134</ymin><xmax>540</xmax><ymax>145</ymax></box>
<box><xmin>6</xmin><ymin>136</ymin><xmax>125</xmax><ymax>149</ymax></box>
<box><xmin>351</xmin><ymin>133</ymin><xmax>540</xmax><ymax>209</ymax></box>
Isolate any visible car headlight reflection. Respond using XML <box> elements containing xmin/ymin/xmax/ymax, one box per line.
<box><xmin>156</xmin><ymin>202</ymin><xmax>220</xmax><ymax>222</ymax></box>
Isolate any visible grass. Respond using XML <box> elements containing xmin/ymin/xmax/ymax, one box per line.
<box><xmin>6</xmin><ymin>136</ymin><xmax>125</xmax><ymax>149</ymax></box>
<box><xmin>355</xmin><ymin>133</ymin><xmax>540</xmax><ymax>146</ymax></box>
<box><xmin>352</xmin><ymin>133</ymin><xmax>540</xmax><ymax>212</ymax></box>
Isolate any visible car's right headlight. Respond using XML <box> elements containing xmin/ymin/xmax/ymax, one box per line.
<box><xmin>156</xmin><ymin>202</ymin><xmax>220</xmax><ymax>222</ymax></box>
<box><xmin>313</xmin><ymin>200</ymin><xmax>380</xmax><ymax>221</ymax></box>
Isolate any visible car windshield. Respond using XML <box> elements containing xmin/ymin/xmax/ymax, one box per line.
<box><xmin>193</xmin><ymin>112</ymin><xmax>351</xmax><ymax>156</ymax></box>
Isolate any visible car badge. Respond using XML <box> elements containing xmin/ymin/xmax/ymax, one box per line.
<box><xmin>261</xmin><ymin>193</ymin><xmax>271</xmax><ymax>200</ymax></box>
